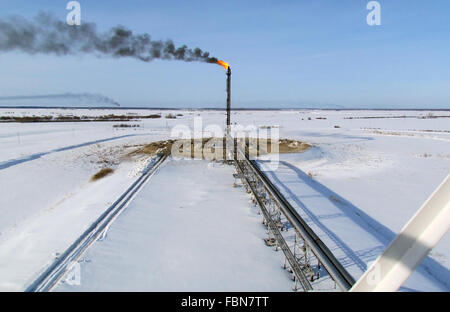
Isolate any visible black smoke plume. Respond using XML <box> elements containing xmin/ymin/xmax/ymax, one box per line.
<box><xmin>0</xmin><ymin>93</ymin><xmax>120</xmax><ymax>107</ymax></box>
<box><xmin>0</xmin><ymin>12</ymin><xmax>218</xmax><ymax>64</ymax></box>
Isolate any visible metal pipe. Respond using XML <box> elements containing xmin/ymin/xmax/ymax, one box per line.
<box><xmin>234</xmin><ymin>158</ymin><xmax>313</xmax><ymax>291</ymax></box>
<box><xmin>351</xmin><ymin>174</ymin><xmax>450</xmax><ymax>292</ymax></box>
<box><xmin>26</xmin><ymin>153</ymin><xmax>168</xmax><ymax>292</ymax></box>
<box><xmin>227</xmin><ymin>134</ymin><xmax>356</xmax><ymax>291</ymax></box>
<box><xmin>226</xmin><ymin>67</ymin><xmax>231</xmax><ymax>127</ymax></box>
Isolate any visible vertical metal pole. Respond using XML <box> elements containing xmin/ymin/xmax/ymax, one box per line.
<box><xmin>351</xmin><ymin>174</ymin><xmax>450</xmax><ymax>292</ymax></box>
<box><xmin>226</xmin><ymin>67</ymin><xmax>235</xmax><ymax>159</ymax></box>
<box><xmin>226</xmin><ymin>67</ymin><xmax>231</xmax><ymax>128</ymax></box>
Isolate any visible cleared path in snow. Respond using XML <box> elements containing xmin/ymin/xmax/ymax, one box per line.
<box><xmin>56</xmin><ymin>159</ymin><xmax>291</xmax><ymax>291</ymax></box>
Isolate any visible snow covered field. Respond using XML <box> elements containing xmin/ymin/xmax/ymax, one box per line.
<box><xmin>56</xmin><ymin>159</ymin><xmax>292</xmax><ymax>291</ymax></box>
<box><xmin>0</xmin><ymin>108</ymin><xmax>448</xmax><ymax>291</ymax></box>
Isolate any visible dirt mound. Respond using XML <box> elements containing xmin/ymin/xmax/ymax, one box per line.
<box><xmin>278</xmin><ymin>139</ymin><xmax>311</xmax><ymax>154</ymax></box>
<box><xmin>129</xmin><ymin>140</ymin><xmax>175</xmax><ymax>156</ymax></box>
<box><xmin>129</xmin><ymin>137</ymin><xmax>310</xmax><ymax>160</ymax></box>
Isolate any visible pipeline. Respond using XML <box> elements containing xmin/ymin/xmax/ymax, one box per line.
<box><xmin>26</xmin><ymin>152</ymin><xmax>168</xmax><ymax>292</ymax></box>
<box><xmin>228</xmin><ymin>134</ymin><xmax>356</xmax><ymax>291</ymax></box>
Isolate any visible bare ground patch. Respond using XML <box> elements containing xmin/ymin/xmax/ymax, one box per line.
<box><xmin>128</xmin><ymin>137</ymin><xmax>311</xmax><ymax>160</ymax></box>
<box><xmin>90</xmin><ymin>168</ymin><xmax>114</xmax><ymax>181</ymax></box>
<box><xmin>128</xmin><ymin>140</ymin><xmax>176</xmax><ymax>156</ymax></box>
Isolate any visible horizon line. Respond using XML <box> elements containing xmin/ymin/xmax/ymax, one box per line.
<box><xmin>0</xmin><ymin>106</ymin><xmax>449</xmax><ymax>111</ymax></box>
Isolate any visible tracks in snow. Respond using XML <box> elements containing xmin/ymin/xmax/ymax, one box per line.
<box><xmin>25</xmin><ymin>152</ymin><xmax>168</xmax><ymax>292</ymax></box>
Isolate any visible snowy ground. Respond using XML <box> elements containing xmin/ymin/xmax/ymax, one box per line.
<box><xmin>56</xmin><ymin>159</ymin><xmax>292</xmax><ymax>291</ymax></box>
<box><xmin>0</xmin><ymin>108</ymin><xmax>448</xmax><ymax>291</ymax></box>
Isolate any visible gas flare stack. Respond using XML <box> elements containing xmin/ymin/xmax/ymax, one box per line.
<box><xmin>226</xmin><ymin>66</ymin><xmax>231</xmax><ymax>127</ymax></box>
<box><xmin>217</xmin><ymin>60</ymin><xmax>231</xmax><ymax>129</ymax></box>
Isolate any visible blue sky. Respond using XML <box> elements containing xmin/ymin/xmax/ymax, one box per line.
<box><xmin>0</xmin><ymin>0</ymin><xmax>449</xmax><ymax>108</ymax></box>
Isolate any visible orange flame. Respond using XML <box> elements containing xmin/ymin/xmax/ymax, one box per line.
<box><xmin>217</xmin><ymin>60</ymin><xmax>229</xmax><ymax>70</ymax></box>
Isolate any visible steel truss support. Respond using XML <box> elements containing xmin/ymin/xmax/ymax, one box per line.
<box><xmin>227</xmin><ymin>133</ymin><xmax>355</xmax><ymax>291</ymax></box>
<box><xmin>234</xmin><ymin>159</ymin><xmax>314</xmax><ymax>291</ymax></box>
